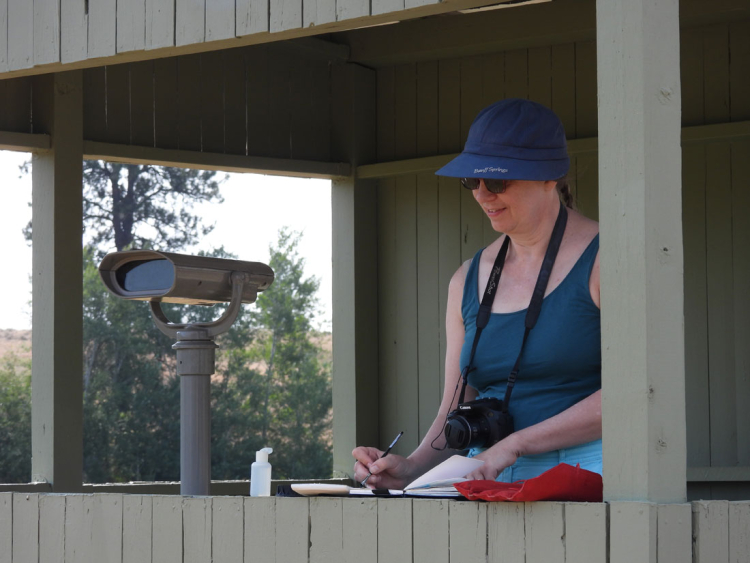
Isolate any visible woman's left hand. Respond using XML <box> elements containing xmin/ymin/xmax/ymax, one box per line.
<box><xmin>465</xmin><ymin>439</ymin><xmax>519</xmax><ymax>481</ymax></box>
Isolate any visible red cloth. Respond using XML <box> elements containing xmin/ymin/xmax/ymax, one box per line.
<box><xmin>453</xmin><ymin>463</ymin><xmax>603</xmax><ymax>502</ymax></box>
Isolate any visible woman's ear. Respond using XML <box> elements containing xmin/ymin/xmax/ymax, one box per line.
<box><xmin>543</xmin><ymin>180</ymin><xmax>558</xmax><ymax>192</ymax></box>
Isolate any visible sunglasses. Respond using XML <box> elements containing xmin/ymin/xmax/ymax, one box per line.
<box><xmin>460</xmin><ymin>178</ymin><xmax>509</xmax><ymax>194</ymax></box>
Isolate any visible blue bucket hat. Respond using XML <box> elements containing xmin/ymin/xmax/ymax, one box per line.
<box><xmin>435</xmin><ymin>98</ymin><xmax>569</xmax><ymax>181</ymax></box>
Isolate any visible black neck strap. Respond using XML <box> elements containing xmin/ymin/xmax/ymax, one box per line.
<box><xmin>457</xmin><ymin>203</ymin><xmax>568</xmax><ymax>412</ymax></box>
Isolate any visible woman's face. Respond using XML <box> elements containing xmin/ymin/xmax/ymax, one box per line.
<box><xmin>472</xmin><ymin>179</ymin><xmax>558</xmax><ymax>235</ymax></box>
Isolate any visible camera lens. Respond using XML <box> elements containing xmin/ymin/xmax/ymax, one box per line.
<box><xmin>444</xmin><ymin>416</ymin><xmax>472</xmax><ymax>449</ymax></box>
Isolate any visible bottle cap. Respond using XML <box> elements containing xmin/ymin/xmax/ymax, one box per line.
<box><xmin>256</xmin><ymin>447</ymin><xmax>273</xmax><ymax>463</ymax></box>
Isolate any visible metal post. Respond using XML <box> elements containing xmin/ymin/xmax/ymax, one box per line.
<box><xmin>173</xmin><ymin>329</ymin><xmax>217</xmax><ymax>496</ymax></box>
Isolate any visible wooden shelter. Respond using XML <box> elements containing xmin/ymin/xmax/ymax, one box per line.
<box><xmin>1</xmin><ymin>0</ymin><xmax>749</xmax><ymax>560</ymax></box>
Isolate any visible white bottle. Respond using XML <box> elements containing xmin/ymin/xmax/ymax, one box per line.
<box><xmin>250</xmin><ymin>447</ymin><xmax>273</xmax><ymax>497</ymax></box>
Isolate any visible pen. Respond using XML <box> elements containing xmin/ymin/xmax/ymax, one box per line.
<box><xmin>361</xmin><ymin>431</ymin><xmax>404</xmax><ymax>487</ymax></box>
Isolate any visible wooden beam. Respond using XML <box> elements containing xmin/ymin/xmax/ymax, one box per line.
<box><xmin>687</xmin><ymin>467</ymin><xmax>750</xmax><ymax>482</ymax></box>
<box><xmin>0</xmin><ymin>131</ymin><xmax>51</xmax><ymax>151</ymax></box>
<box><xmin>356</xmin><ymin>121</ymin><xmax>750</xmax><ymax>179</ymax></box>
<box><xmin>330</xmin><ymin>62</ymin><xmax>380</xmax><ymax>478</ymax></box>
<box><xmin>82</xmin><ymin>141</ymin><xmax>351</xmax><ymax>179</ymax></box>
<box><xmin>30</xmin><ymin>71</ymin><xmax>84</xmax><ymax>492</ymax></box>
<box><xmin>597</xmin><ymin>0</ymin><xmax>686</xmax><ymax>503</ymax></box>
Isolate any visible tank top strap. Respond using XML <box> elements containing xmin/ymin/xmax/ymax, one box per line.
<box><xmin>566</xmin><ymin>233</ymin><xmax>599</xmax><ymax>290</ymax></box>
<box><xmin>461</xmin><ymin>247</ymin><xmax>485</xmax><ymax>320</ymax></box>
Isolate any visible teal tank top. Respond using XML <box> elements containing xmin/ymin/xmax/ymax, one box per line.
<box><xmin>460</xmin><ymin>235</ymin><xmax>601</xmax><ymax>433</ymax></box>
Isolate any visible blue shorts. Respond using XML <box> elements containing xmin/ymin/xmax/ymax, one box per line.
<box><xmin>470</xmin><ymin>439</ymin><xmax>602</xmax><ymax>483</ymax></box>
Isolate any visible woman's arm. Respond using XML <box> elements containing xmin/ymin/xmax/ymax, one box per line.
<box><xmin>352</xmin><ymin>261</ymin><xmax>477</xmax><ymax>488</ymax></box>
<box><xmin>467</xmin><ymin>390</ymin><xmax>602</xmax><ymax>480</ymax></box>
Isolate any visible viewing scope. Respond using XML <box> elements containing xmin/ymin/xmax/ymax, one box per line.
<box><xmin>98</xmin><ymin>249</ymin><xmax>274</xmax><ymax>496</ymax></box>
<box><xmin>99</xmin><ymin>250</ymin><xmax>274</xmax><ymax>305</ymax></box>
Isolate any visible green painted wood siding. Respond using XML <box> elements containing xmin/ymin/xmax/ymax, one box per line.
<box><xmin>374</xmin><ymin>23</ymin><xmax>750</xmax><ymax>486</ymax></box>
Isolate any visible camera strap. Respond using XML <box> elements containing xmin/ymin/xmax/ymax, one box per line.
<box><xmin>458</xmin><ymin>202</ymin><xmax>568</xmax><ymax>412</ymax></box>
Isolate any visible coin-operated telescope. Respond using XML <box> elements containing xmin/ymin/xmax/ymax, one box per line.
<box><xmin>100</xmin><ymin>250</ymin><xmax>274</xmax><ymax>495</ymax></box>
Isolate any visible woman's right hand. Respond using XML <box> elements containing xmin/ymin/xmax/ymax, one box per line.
<box><xmin>352</xmin><ymin>446</ymin><xmax>416</xmax><ymax>489</ymax></box>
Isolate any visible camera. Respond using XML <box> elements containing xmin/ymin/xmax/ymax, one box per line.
<box><xmin>443</xmin><ymin>397</ymin><xmax>513</xmax><ymax>450</ymax></box>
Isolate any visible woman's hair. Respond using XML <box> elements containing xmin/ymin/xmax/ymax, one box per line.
<box><xmin>556</xmin><ymin>176</ymin><xmax>574</xmax><ymax>209</ymax></box>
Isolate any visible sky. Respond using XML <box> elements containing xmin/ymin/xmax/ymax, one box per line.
<box><xmin>0</xmin><ymin>151</ymin><xmax>333</xmax><ymax>331</ymax></box>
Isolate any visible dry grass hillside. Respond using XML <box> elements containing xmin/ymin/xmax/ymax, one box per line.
<box><xmin>0</xmin><ymin>329</ymin><xmax>31</xmax><ymax>361</ymax></box>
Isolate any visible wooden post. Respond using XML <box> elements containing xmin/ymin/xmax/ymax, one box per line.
<box><xmin>330</xmin><ymin>62</ymin><xmax>380</xmax><ymax>477</ymax></box>
<box><xmin>597</xmin><ymin>0</ymin><xmax>686</xmax><ymax>503</ymax></box>
<box><xmin>30</xmin><ymin>71</ymin><xmax>84</xmax><ymax>492</ymax></box>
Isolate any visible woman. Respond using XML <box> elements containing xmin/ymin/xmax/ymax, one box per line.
<box><xmin>352</xmin><ymin>98</ymin><xmax>602</xmax><ymax>488</ymax></box>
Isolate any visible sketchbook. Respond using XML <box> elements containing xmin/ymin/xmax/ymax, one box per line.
<box><xmin>290</xmin><ymin>455</ymin><xmax>484</xmax><ymax>498</ymax></box>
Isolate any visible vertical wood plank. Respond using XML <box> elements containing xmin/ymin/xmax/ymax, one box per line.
<box><xmin>83</xmin><ymin>68</ymin><xmax>108</xmax><ymax>141</ymax></box>
<box><xmin>732</xmin><ymin>140</ymin><xmax>750</xmax><ymax>465</ymax></box>
<box><xmin>305</xmin><ymin>58</ymin><xmax>332</xmax><ymax>161</ymax></box>
<box><xmin>417</xmin><ymin>172</ymin><xmax>440</xmax><ymax>441</ymax></box>
<box><xmin>504</xmin><ymin>49</ymin><xmax>528</xmax><ymax>100</ymax></box>
<box><xmin>38</xmin><ymin>496</ymin><xmax>64</xmax><ymax>563</ymax></box>
<box><xmin>246</xmin><ymin>45</ymin><xmax>271</xmax><ymax>157</ymax></box>
<box><xmin>609</xmin><ymin>502</ymin><xmax>656</xmax><ymax>563</ymax></box>
<box><xmin>693</xmin><ymin>501</ymin><xmax>730</xmax><ymax>563</ymax></box>
<box><xmin>123</xmin><ymin>495</ymin><xmax>152</xmax><ymax>563</ymax></box>
<box><xmin>656</xmin><ymin>504</ymin><xmax>692</xmax><ymax>563</ymax></box>
<box><xmin>705</xmin><ymin>142</ymin><xmax>736</xmax><ymax>466</ymax></box>
<box><xmin>575</xmin><ymin>153</ymin><xmax>598</xmax><ymax>220</ymax></box>
<box><xmin>682</xmin><ymin>144</ymin><xmax>710</xmax><ymax>467</ymax></box>
<box><xmin>416</xmin><ymin>61</ymin><xmax>438</xmax><ymax>158</ymax></box>
<box><xmin>105</xmin><ymin>65</ymin><xmax>132</xmax><ymax>144</ymax></box>
<box><xmin>288</xmin><ymin>55</ymin><xmax>317</xmax><ymax>160</ymax></box>
<box><xmin>176</xmin><ymin>0</ymin><xmax>205</xmax><ymax>46</ymax></box>
<box><xmin>275</xmin><ymin>498</ymin><xmax>309</xmax><ymax>562</ymax></box>
<box><xmin>200</xmin><ymin>51</ymin><xmax>226</xmax><ymax>154</ymax></box>
<box><xmin>270</xmin><ymin>0</ymin><xmax>302</xmax><ymax>32</ymax></box>
<box><xmin>336</xmin><ymin>0</ymin><xmax>368</xmax><ymax>22</ymax></box>
<box><xmin>393</xmin><ymin>174</ymin><xmax>420</xmax><ymax>452</ymax></box>
<box><xmin>303</xmin><ymin>0</ymin><xmax>335</xmax><ymax>28</ymax></box>
<box><xmin>213</xmin><ymin>497</ymin><xmax>243</xmax><ymax>563</ymax></box>
<box><xmin>310</xmin><ymin>498</ymin><xmax>344</xmax><ymax>563</ymax></box>
<box><xmin>449</xmin><ymin>502</ymin><xmax>487</xmax><ymax>563</ymax></box>
<box><xmin>177</xmin><ymin>54</ymin><xmax>203</xmax><ymax>151</ymax></box>
<box><xmin>377</xmin><ymin>499</ymin><xmax>412</xmax><ymax>563</ymax></box>
<box><xmin>89</xmin><ymin>495</ymin><xmax>124</xmax><ymax>563</ymax></box>
<box><xmin>61</xmin><ymin>0</ymin><xmax>87</xmax><ymax>63</ymax></box>
<box><xmin>117</xmin><ymin>0</ymin><xmax>146</xmax><ymax>53</ymax></box>
<box><xmin>0</xmin><ymin>494</ymin><xmax>11</xmax><ymax>563</ymax></box>
<box><xmin>413</xmin><ymin>500</ymin><xmax>448</xmax><ymax>563</ymax></box>
<box><xmin>206</xmin><ymin>0</ymin><xmax>235</xmax><ymax>41</ymax></box>
<box><xmin>729</xmin><ymin>501</ymin><xmax>750</xmax><ymax>563</ymax></box>
<box><xmin>33</xmin><ymin>0</ymin><xmax>60</xmax><ymax>65</ymax></box>
<box><xmin>236</xmin><ymin>0</ymin><xmax>269</xmax><ymax>35</ymax></box>
<box><xmin>65</xmin><ymin>495</ymin><xmax>88</xmax><ymax>563</ymax></box>
<box><xmin>146</xmin><ymin>0</ymin><xmax>175</xmax><ymax>50</ymax></box>
<box><xmin>481</xmin><ymin>52</ymin><xmax>504</xmax><ymax>107</ymax></box>
<box><xmin>183</xmin><ymin>498</ymin><xmax>212</xmax><ymax>563</ymax></box>
<box><xmin>154</xmin><ymin>58</ymin><xmax>180</xmax><ymax>149</ymax></box>
<box><xmin>88</xmin><ymin>0</ymin><xmax>117</xmax><ymax>59</ymax></box>
<box><xmin>487</xmin><ymin>503</ymin><xmax>525</xmax><ymax>563</ymax></box>
<box><xmin>244</xmin><ymin>497</ymin><xmax>276</xmax><ymax>563</ymax></box>
<box><xmin>130</xmin><ymin>61</ymin><xmax>156</xmax><ymax>147</ymax></box>
<box><xmin>8</xmin><ymin>0</ymin><xmax>33</xmax><ymax>70</ymax></box>
<box><xmin>12</xmin><ymin>493</ymin><xmax>38</xmax><ymax>563</ymax></box>
<box><xmin>680</xmin><ymin>26</ymin><xmax>704</xmax><ymax>126</ymax></box>
<box><xmin>528</xmin><ymin>46</ymin><xmax>552</xmax><ymax>107</ymax></box>
<box><xmin>378</xmin><ymin>177</ymin><xmax>397</xmax><ymax>449</ymax></box>
<box><xmin>3</xmin><ymin>77</ymin><xmax>32</xmax><ymax>132</ymax></box>
<box><xmin>460</xmin><ymin>56</ymin><xmax>485</xmax><ymax>263</ymax></box>
<box><xmin>266</xmin><ymin>48</ymin><xmax>292</xmax><ymax>158</ymax></box>
<box><xmin>524</xmin><ymin>502</ymin><xmax>564</xmax><ymax>563</ymax></box>
<box><xmin>703</xmin><ymin>24</ymin><xmax>730</xmax><ymax>124</ymax></box>
<box><xmin>372</xmin><ymin>0</ymin><xmax>403</xmax><ymax>17</ymax></box>
<box><xmin>343</xmin><ymin>499</ymin><xmax>377</xmax><ymax>563</ymax></box>
<box><xmin>378</xmin><ymin>66</ymin><xmax>396</xmax><ymax>161</ymax></box>
<box><xmin>153</xmin><ymin>496</ymin><xmax>183</xmax><ymax>563</ymax></box>
<box><xmin>0</xmin><ymin>0</ymin><xmax>7</xmax><ymax>72</ymax></box>
<box><xmin>565</xmin><ymin>503</ymin><xmax>606</xmax><ymax>563</ymax></box>
<box><xmin>223</xmin><ymin>49</ymin><xmax>248</xmax><ymax>156</ymax></box>
<box><xmin>551</xmin><ymin>43</ymin><xmax>576</xmax><ymax>138</ymax></box>
<box><xmin>574</xmin><ymin>40</ymin><xmax>597</xmax><ymax>138</ymax></box>
<box><xmin>437</xmin><ymin>58</ymin><xmax>462</xmax><ymax>395</ymax></box>
<box><xmin>729</xmin><ymin>21</ymin><xmax>750</xmax><ymax>122</ymax></box>
<box><xmin>394</xmin><ymin>63</ymin><xmax>417</xmax><ymax>160</ymax></box>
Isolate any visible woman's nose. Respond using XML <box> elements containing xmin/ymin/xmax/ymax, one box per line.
<box><xmin>473</xmin><ymin>180</ymin><xmax>496</xmax><ymax>202</ymax></box>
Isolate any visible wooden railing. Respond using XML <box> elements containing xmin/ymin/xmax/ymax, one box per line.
<box><xmin>1</xmin><ymin>493</ymin><xmax>748</xmax><ymax>562</ymax></box>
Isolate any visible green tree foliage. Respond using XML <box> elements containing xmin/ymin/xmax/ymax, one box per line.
<box><xmin>0</xmin><ymin>354</ymin><xmax>31</xmax><ymax>482</ymax></box>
